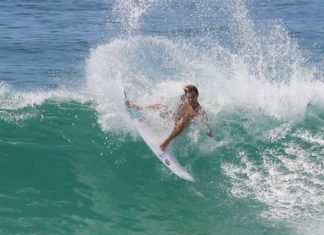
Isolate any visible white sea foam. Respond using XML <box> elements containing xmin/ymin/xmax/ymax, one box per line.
<box><xmin>85</xmin><ymin>34</ymin><xmax>324</xmax><ymax>134</ymax></box>
<box><xmin>294</xmin><ymin>130</ymin><xmax>324</xmax><ymax>146</ymax></box>
<box><xmin>263</xmin><ymin>123</ymin><xmax>292</xmax><ymax>141</ymax></box>
<box><xmin>222</xmin><ymin>141</ymin><xmax>323</xmax><ymax>228</ymax></box>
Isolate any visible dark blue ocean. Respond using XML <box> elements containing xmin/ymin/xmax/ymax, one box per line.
<box><xmin>0</xmin><ymin>0</ymin><xmax>323</xmax><ymax>234</ymax></box>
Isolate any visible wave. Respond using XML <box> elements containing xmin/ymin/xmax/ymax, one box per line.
<box><xmin>1</xmin><ymin>0</ymin><xmax>324</xmax><ymax>234</ymax></box>
<box><xmin>1</xmin><ymin>94</ymin><xmax>323</xmax><ymax>235</ymax></box>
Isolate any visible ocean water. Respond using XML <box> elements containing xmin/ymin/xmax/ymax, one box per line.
<box><xmin>0</xmin><ymin>0</ymin><xmax>323</xmax><ymax>234</ymax></box>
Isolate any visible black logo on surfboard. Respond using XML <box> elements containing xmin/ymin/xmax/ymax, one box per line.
<box><xmin>159</xmin><ymin>153</ymin><xmax>166</xmax><ymax>159</ymax></box>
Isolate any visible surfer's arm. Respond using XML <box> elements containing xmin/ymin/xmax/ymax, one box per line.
<box><xmin>160</xmin><ymin>118</ymin><xmax>187</xmax><ymax>151</ymax></box>
<box><xmin>201</xmin><ymin>110</ymin><xmax>213</xmax><ymax>137</ymax></box>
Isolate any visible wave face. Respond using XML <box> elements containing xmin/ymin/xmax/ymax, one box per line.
<box><xmin>1</xmin><ymin>0</ymin><xmax>323</xmax><ymax>234</ymax></box>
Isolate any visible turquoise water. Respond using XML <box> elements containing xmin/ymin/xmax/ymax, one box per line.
<box><xmin>1</xmin><ymin>0</ymin><xmax>323</xmax><ymax>234</ymax></box>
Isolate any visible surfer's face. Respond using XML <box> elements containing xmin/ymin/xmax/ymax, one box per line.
<box><xmin>184</xmin><ymin>90</ymin><xmax>197</xmax><ymax>103</ymax></box>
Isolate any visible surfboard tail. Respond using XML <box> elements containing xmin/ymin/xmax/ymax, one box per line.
<box><xmin>178</xmin><ymin>171</ymin><xmax>195</xmax><ymax>182</ymax></box>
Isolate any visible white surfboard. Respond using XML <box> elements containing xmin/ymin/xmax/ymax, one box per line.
<box><xmin>125</xmin><ymin>96</ymin><xmax>194</xmax><ymax>182</ymax></box>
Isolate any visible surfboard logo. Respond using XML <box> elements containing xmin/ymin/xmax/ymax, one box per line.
<box><xmin>159</xmin><ymin>153</ymin><xmax>165</xmax><ymax>159</ymax></box>
<box><xmin>165</xmin><ymin>159</ymin><xmax>170</xmax><ymax>166</ymax></box>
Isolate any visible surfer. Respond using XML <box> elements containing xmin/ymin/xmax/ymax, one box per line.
<box><xmin>159</xmin><ymin>84</ymin><xmax>213</xmax><ymax>151</ymax></box>
<box><xmin>129</xmin><ymin>84</ymin><xmax>213</xmax><ymax>151</ymax></box>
